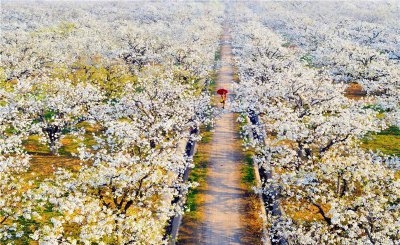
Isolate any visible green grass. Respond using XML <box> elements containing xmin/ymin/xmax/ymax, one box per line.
<box><xmin>363</xmin><ymin>104</ymin><xmax>389</xmax><ymax>113</ymax></box>
<box><xmin>22</xmin><ymin>122</ymin><xmax>100</xmax><ymax>156</ymax></box>
<box><xmin>300</xmin><ymin>54</ymin><xmax>313</xmax><ymax>67</ymax></box>
<box><xmin>14</xmin><ymin>217</ymin><xmax>38</xmax><ymax>245</ymax></box>
<box><xmin>237</xmin><ymin>115</ymin><xmax>257</xmax><ymax>189</ymax></box>
<box><xmin>185</xmin><ymin>125</ymin><xmax>213</xmax><ymax>215</ymax></box>
<box><xmin>23</xmin><ymin>135</ymin><xmax>51</xmax><ymax>154</ymax></box>
<box><xmin>207</xmin><ymin>79</ymin><xmax>216</xmax><ymax>94</ymax></box>
<box><xmin>23</xmin><ymin>133</ymin><xmax>97</xmax><ymax>156</ymax></box>
<box><xmin>214</xmin><ymin>50</ymin><xmax>221</xmax><ymax>61</ymax></box>
<box><xmin>200</xmin><ymin>129</ymin><xmax>213</xmax><ymax>144</ymax></box>
<box><xmin>241</xmin><ymin>151</ymin><xmax>256</xmax><ymax>188</ymax></box>
<box><xmin>186</xmin><ymin>155</ymin><xmax>208</xmax><ymax>213</ymax></box>
<box><xmin>362</xmin><ymin>135</ymin><xmax>400</xmax><ymax>156</ymax></box>
<box><xmin>362</xmin><ymin>126</ymin><xmax>400</xmax><ymax>156</ymax></box>
<box><xmin>378</xmin><ymin>126</ymin><xmax>400</xmax><ymax>136</ymax></box>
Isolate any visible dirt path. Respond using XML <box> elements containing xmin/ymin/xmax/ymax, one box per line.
<box><xmin>177</xmin><ymin>26</ymin><xmax>262</xmax><ymax>245</ymax></box>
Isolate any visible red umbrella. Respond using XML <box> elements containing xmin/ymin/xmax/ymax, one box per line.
<box><xmin>217</xmin><ymin>88</ymin><xmax>228</xmax><ymax>95</ymax></box>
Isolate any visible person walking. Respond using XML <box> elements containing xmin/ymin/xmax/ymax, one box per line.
<box><xmin>217</xmin><ymin>88</ymin><xmax>228</xmax><ymax>109</ymax></box>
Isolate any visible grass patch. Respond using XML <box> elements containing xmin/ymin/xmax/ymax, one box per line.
<box><xmin>378</xmin><ymin>125</ymin><xmax>400</xmax><ymax>135</ymax></box>
<box><xmin>214</xmin><ymin>50</ymin><xmax>221</xmax><ymax>61</ymax></box>
<box><xmin>186</xmin><ymin>155</ymin><xmax>208</xmax><ymax>214</ymax></box>
<box><xmin>282</xmin><ymin>200</ymin><xmax>329</xmax><ymax>222</ymax></box>
<box><xmin>207</xmin><ymin>79</ymin><xmax>216</xmax><ymax>94</ymax></box>
<box><xmin>232</xmin><ymin>66</ymin><xmax>240</xmax><ymax>83</ymax></box>
<box><xmin>27</xmin><ymin>155</ymin><xmax>82</xmax><ymax>180</ymax></box>
<box><xmin>362</xmin><ymin>134</ymin><xmax>400</xmax><ymax>156</ymax></box>
<box><xmin>362</xmin><ymin>126</ymin><xmax>400</xmax><ymax>156</ymax></box>
<box><xmin>23</xmin><ymin>135</ymin><xmax>50</xmax><ymax>154</ymax></box>
<box><xmin>200</xmin><ymin>129</ymin><xmax>213</xmax><ymax>144</ymax></box>
<box><xmin>241</xmin><ymin>151</ymin><xmax>256</xmax><ymax>188</ymax></box>
<box><xmin>236</xmin><ymin>114</ymin><xmax>256</xmax><ymax>188</ymax></box>
<box><xmin>23</xmin><ymin>124</ymin><xmax>99</xmax><ymax>156</ymax></box>
<box><xmin>185</xmin><ymin>125</ymin><xmax>214</xmax><ymax>217</ymax></box>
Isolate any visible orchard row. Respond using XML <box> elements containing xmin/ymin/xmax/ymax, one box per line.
<box><xmin>1</xmin><ymin>2</ymin><xmax>223</xmax><ymax>244</ymax></box>
<box><xmin>231</xmin><ymin>2</ymin><xmax>399</xmax><ymax>244</ymax></box>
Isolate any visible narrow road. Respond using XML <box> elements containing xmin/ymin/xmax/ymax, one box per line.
<box><xmin>199</xmin><ymin>27</ymin><xmax>245</xmax><ymax>245</ymax></box>
<box><xmin>178</xmin><ymin>26</ymin><xmax>262</xmax><ymax>244</ymax></box>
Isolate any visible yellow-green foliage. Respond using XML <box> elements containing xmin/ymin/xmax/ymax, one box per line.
<box><xmin>186</xmin><ymin>126</ymin><xmax>213</xmax><ymax>217</ymax></box>
<box><xmin>52</xmin><ymin>58</ymin><xmax>136</xmax><ymax>98</ymax></box>
<box><xmin>23</xmin><ymin>122</ymin><xmax>100</xmax><ymax>156</ymax></box>
<box><xmin>362</xmin><ymin>126</ymin><xmax>400</xmax><ymax>156</ymax></box>
<box><xmin>241</xmin><ymin>151</ymin><xmax>256</xmax><ymax>188</ymax></box>
<box><xmin>362</xmin><ymin>135</ymin><xmax>400</xmax><ymax>156</ymax></box>
<box><xmin>34</xmin><ymin>22</ymin><xmax>76</xmax><ymax>37</ymax></box>
<box><xmin>0</xmin><ymin>78</ymin><xmax>17</xmax><ymax>106</ymax></box>
<box><xmin>0</xmin><ymin>68</ymin><xmax>7</xmax><ymax>82</ymax></box>
<box><xmin>172</xmin><ymin>68</ymin><xmax>208</xmax><ymax>95</ymax></box>
<box><xmin>58</xmin><ymin>22</ymin><xmax>76</xmax><ymax>36</ymax></box>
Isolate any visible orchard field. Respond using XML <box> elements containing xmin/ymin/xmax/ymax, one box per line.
<box><xmin>0</xmin><ymin>1</ymin><xmax>399</xmax><ymax>245</ymax></box>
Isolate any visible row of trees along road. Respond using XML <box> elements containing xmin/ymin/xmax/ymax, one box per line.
<box><xmin>0</xmin><ymin>1</ymin><xmax>224</xmax><ymax>244</ymax></box>
<box><xmin>231</xmin><ymin>2</ymin><xmax>399</xmax><ymax>244</ymax></box>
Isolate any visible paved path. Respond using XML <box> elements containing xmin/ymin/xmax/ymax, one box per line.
<box><xmin>178</xmin><ymin>26</ymin><xmax>261</xmax><ymax>245</ymax></box>
<box><xmin>199</xmin><ymin>27</ymin><xmax>246</xmax><ymax>245</ymax></box>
